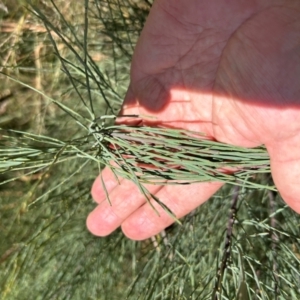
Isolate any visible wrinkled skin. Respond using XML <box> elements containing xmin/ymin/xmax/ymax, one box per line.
<box><xmin>87</xmin><ymin>0</ymin><xmax>300</xmax><ymax>240</ymax></box>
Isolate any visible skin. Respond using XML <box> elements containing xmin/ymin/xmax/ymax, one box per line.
<box><xmin>87</xmin><ymin>0</ymin><xmax>300</xmax><ymax>240</ymax></box>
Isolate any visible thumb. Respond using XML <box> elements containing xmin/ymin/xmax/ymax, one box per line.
<box><xmin>118</xmin><ymin>84</ymin><xmax>139</xmax><ymax>115</ymax></box>
<box><xmin>267</xmin><ymin>135</ymin><xmax>300</xmax><ymax>213</ymax></box>
<box><xmin>123</xmin><ymin>76</ymin><xmax>170</xmax><ymax>113</ymax></box>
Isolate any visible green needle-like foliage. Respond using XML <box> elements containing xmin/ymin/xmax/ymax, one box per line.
<box><xmin>0</xmin><ymin>1</ymin><xmax>299</xmax><ymax>299</ymax></box>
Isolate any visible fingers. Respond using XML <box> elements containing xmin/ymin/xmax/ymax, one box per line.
<box><xmin>87</xmin><ymin>166</ymin><xmax>223</xmax><ymax>240</ymax></box>
<box><xmin>90</xmin><ymin>167</ymin><xmax>121</xmax><ymax>204</ymax></box>
<box><xmin>86</xmin><ymin>167</ymin><xmax>163</xmax><ymax>236</ymax></box>
<box><xmin>267</xmin><ymin>136</ymin><xmax>300</xmax><ymax>213</ymax></box>
<box><xmin>121</xmin><ymin>181</ymin><xmax>224</xmax><ymax>240</ymax></box>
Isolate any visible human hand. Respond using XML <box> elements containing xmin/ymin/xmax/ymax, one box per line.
<box><xmin>87</xmin><ymin>0</ymin><xmax>300</xmax><ymax>240</ymax></box>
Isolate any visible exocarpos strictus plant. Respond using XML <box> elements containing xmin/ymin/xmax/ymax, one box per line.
<box><xmin>0</xmin><ymin>1</ymin><xmax>299</xmax><ymax>299</ymax></box>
